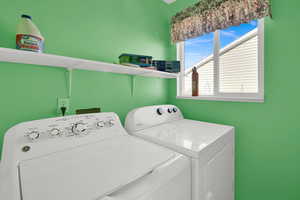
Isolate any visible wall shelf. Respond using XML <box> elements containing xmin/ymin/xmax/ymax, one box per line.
<box><xmin>0</xmin><ymin>47</ymin><xmax>178</xmax><ymax>79</ymax></box>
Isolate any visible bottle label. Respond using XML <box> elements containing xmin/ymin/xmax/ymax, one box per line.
<box><xmin>16</xmin><ymin>34</ymin><xmax>44</xmax><ymax>52</ymax></box>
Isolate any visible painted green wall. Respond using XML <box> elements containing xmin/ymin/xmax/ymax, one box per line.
<box><xmin>167</xmin><ymin>1</ymin><xmax>300</xmax><ymax>200</ymax></box>
<box><xmin>0</xmin><ymin>0</ymin><xmax>172</xmax><ymax>153</ymax></box>
<box><xmin>1</xmin><ymin>1</ymin><xmax>300</xmax><ymax>200</ymax></box>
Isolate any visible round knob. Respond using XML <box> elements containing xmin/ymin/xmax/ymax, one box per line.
<box><xmin>157</xmin><ymin>108</ymin><xmax>164</xmax><ymax>115</ymax></box>
<box><xmin>72</xmin><ymin>123</ymin><xmax>88</xmax><ymax>134</ymax></box>
<box><xmin>167</xmin><ymin>108</ymin><xmax>173</xmax><ymax>113</ymax></box>
<box><xmin>107</xmin><ymin>119</ymin><xmax>115</xmax><ymax>127</ymax></box>
<box><xmin>27</xmin><ymin>131</ymin><xmax>40</xmax><ymax>140</ymax></box>
<box><xmin>96</xmin><ymin>121</ymin><xmax>105</xmax><ymax>128</ymax></box>
<box><xmin>49</xmin><ymin>128</ymin><xmax>61</xmax><ymax>136</ymax></box>
<box><xmin>173</xmin><ymin>107</ymin><xmax>178</xmax><ymax>113</ymax></box>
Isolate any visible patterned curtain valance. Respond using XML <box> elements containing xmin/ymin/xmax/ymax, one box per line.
<box><xmin>171</xmin><ymin>0</ymin><xmax>271</xmax><ymax>43</ymax></box>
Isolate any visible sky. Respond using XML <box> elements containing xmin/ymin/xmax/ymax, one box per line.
<box><xmin>184</xmin><ymin>20</ymin><xmax>258</xmax><ymax>69</ymax></box>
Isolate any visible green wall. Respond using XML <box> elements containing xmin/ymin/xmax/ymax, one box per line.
<box><xmin>0</xmin><ymin>0</ymin><xmax>172</xmax><ymax>153</ymax></box>
<box><xmin>1</xmin><ymin>1</ymin><xmax>300</xmax><ymax>200</ymax></box>
<box><xmin>167</xmin><ymin>1</ymin><xmax>300</xmax><ymax>200</ymax></box>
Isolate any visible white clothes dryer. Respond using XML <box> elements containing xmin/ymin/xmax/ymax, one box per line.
<box><xmin>125</xmin><ymin>105</ymin><xmax>235</xmax><ymax>200</ymax></box>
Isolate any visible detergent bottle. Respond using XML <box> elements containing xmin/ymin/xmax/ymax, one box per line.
<box><xmin>16</xmin><ymin>14</ymin><xmax>44</xmax><ymax>52</ymax></box>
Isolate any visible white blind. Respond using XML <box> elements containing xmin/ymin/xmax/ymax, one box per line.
<box><xmin>183</xmin><ymin>72</ymin><xmax>192</xmax><ymax>96</ymax></box>
<box><xmin>198</xmin><ymin>60</ymin><xmax>214</xmax><ymax>95</ymax></box>
<box><xmin>219</xmin><ymin>35</ymin><xmax>258</xmax><ymax>93</ymax></box>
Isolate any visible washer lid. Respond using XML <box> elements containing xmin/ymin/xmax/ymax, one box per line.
<box><xmin>133</xmin><ymin>119</ymin><xmax>234</xmax><ymax>158</ymax></box>
<box><xmin>19</xmin><ymin>135</ymin><xmax>175</xmax><ymax>200</ymax></box>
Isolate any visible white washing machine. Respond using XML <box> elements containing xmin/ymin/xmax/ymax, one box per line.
<box><xmin>125</xmin><ymin>105</ymin><xmax>235</xmax><ymax>200</ymax></box>
<box><xmin>0</xmin><ymin>112</ymin><xmax>191</xmax><ymax>200</ymax></box>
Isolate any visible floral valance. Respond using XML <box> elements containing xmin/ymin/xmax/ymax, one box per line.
<box><xmin>171</xmin><ymin>0</ymin><xmax>271</xmax><ymax>43</ymax></box>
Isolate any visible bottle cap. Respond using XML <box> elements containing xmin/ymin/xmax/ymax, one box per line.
<box><xmin>21</xmin><ymin>14</ymin><xmax>32</xmax><ymax>20</ymax></box>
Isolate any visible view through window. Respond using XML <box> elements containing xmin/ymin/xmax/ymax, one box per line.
<box><xmin>180</xmin><ymin>20</ymin><xmax>263</xmax><ymax>101</ymax></box>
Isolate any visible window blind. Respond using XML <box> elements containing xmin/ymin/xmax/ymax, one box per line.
<box><xmin>219</xmin><ymin>35</ymin><xmax>258</xmax><ymax>93</ymax></box>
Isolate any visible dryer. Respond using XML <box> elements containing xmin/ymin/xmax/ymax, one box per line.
<box><xmin>125</xmin><ymin>105</ymin><xmax>235</xmax><ymax>200</ymax></box>
<box><xmin>0</xmin><ymin>112</ymin><xmax>191</xmax><ymax>200</ymax></box>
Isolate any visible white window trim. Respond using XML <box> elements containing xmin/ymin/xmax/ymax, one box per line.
<box><xmin>176</xmin><ymin>19</ymin><xmax>264</xmax><ymax>103</ymax></box>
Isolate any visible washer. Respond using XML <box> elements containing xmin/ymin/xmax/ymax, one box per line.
<box><xmin>0</xmin><ymin>112</ymin><xmax>191</xmax><ymax>200</ymax></box>
<box><xmin>125</xmin><ymin>105</ymin><xmax>235</xmax><ymax>200</ymax></box>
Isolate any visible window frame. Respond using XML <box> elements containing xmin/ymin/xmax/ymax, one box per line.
<box><xmin>176</xmin><ymin>19</ymin><xmax>264</xmax><ymax>103</ymax></box>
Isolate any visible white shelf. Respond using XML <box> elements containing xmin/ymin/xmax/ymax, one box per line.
<box><xmin>0</xmin><ymin>47</ymin><xmax>178</xmax><ymax>79</ymax></box>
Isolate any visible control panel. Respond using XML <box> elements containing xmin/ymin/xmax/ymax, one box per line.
<box><xmin>157</xmin><ymin>106</ymin><xmax>178</xmax><ymax>115</ymax></box>
<box><xmin>19</xmin><ymin>113</ymin><xmax>122</xmax><ymax>142</ymax></box>
<box><xmin>125</xmin><ymin>105</ymin><xmax>183</xmax><ymax>132</ymax></box>
<box><xmin>0</xmin><ymin>112</ymin><xmax>127</xmax><ymax>178</ymax></box>
<box><xmin>0</xmin><ymin>112</ymin><xmax>127</xmax><ymax>200</ymax></box>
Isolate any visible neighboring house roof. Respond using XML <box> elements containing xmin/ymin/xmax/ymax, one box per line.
<box><xmin>185</xmin><ymin>28</ymin><xmax>258</xmax><ymax>75</ymax></box>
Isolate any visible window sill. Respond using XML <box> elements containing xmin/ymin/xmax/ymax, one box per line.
<box><xmin>176</xmin><ymin>95</ymin><xmax>264</xmax><ymax>103</ymax></box>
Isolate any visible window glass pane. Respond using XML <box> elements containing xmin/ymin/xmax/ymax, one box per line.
<box><xmin>197</xmin><ymin>61</ymin><xmax>214</xmax><ymax>95</ymax></box>
<box><xmin>219</xmin><ymin>21</ymin><xmax>259</xmax><ymax>93</ymax></box>
<box><xmin>220</xmin><ymin>20</ymin><xmax>257</xmax><ymax>48</ymax></box>
<box><xmin>183</xmin><ymin>62</ymin><xmax>214</xmax><ymax>96</ymax></box>
<box><xmin>184</xmin><ymin>32</ymin><xmax>214</xmax><ymax>70</ymax></box>
<box><xmin>184</xmin><ymin>32</ymin><xmax>214</xmax><ymax>96</ymax></box>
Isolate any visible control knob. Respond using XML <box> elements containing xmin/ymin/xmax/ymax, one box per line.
<box><xmin>156</xmin><ymin>108</ymin><xmax>164</xmax><ymax>115</ymax></box>
<box><xmin>49</xmin><ymin>128</ymin><xmax>61</xmax><ymax>136</ymax></box>
<box><xmin>72</xmin><ymin>122</ymin><xmax>88</xmax><ymax>135</ymax></box>
<box><xmin>27</xmin><ymin>131</ymin><xmax>40</xmax><ymax>140</ymax></box>
<box><xmin>173</xmin><ymin>107</ymin><xmax>178</xmax><ymax>113</ymax></box>
<box><xmin>96</xmin><ymin>121</ymin><xmax>105</xmax><ymax>128</ymax></box>
<box><xmin>167</xmin><ymin>108</ymin><xmax>173</xmax><ymax>113</ymax></box>
<box><xmin>107</xmin><ymin>119</ymin><xmax>115</xmax><ymax>127</ymax></box>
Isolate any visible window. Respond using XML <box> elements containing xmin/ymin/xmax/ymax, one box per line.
<box><xmin>177</xmin><ymin>19</ymin><xmax>264</xmax><ymax>102</ymax></box>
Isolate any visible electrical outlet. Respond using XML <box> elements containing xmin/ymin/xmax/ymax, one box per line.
<box><xmin>57</xmin><ymin>98</ymin><xmax>70</xmax><ymax>114</ymax></box>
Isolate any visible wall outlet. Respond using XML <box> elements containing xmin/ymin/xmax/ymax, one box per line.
<box><xmin>57</xmin><ymin>98</ymin><xmax>70</xmax><ymax>114</ymax></box>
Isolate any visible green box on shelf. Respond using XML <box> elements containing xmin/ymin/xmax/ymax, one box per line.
<box><xmin>119</xmin><ymin>53</ymin><xmax>152</xmax><ymax>67</ymax></box>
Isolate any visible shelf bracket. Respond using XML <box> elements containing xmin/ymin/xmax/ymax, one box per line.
<box><xmin>66</xmin><ymin>68</ymin><xmax>73</xmax><ymax>98</ymax></box>
<box><xmin>131</xmin><ymin>75</ymin><xmax>136</xmax><ymax>96</ymax></box>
